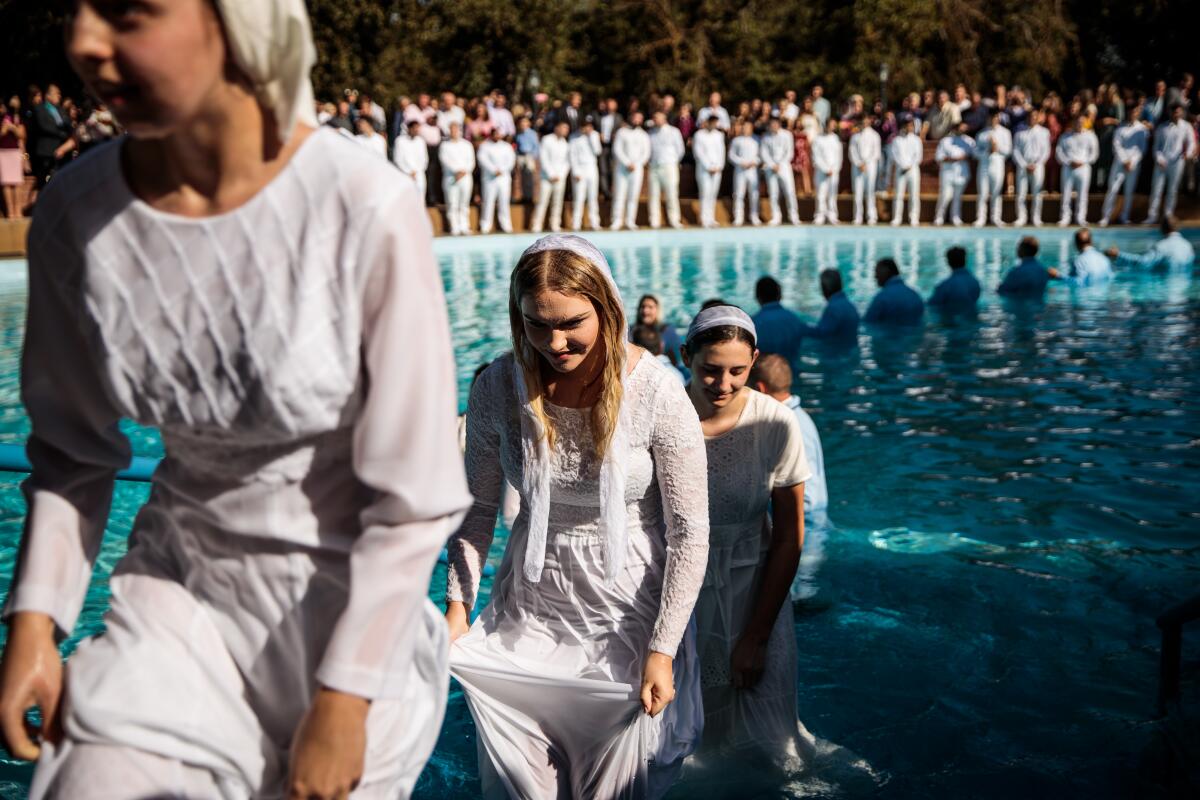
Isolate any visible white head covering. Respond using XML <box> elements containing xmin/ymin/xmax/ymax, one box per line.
<box><xmin>214</xmin><ymin>0</ymin><xmax>318</xmax><ymax>143</ymax></box>
<box><xmin>685</xmin><ymin>304</ymin><xmax>757</xmax><ymax>346</ymax></box>
<box><xmin>512</xmin><ymin>235</ymin><xmax>632</xmax><ymax>587</ymax></box>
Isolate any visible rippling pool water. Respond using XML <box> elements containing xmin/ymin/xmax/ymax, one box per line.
<box><xmin>0</xmin><ymin>226</ymin><xmax>1197</xmax><ymax>798</ymax></box>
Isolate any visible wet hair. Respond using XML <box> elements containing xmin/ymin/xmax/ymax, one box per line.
<box><xmin>946</xmin><ymin>247</ymin><xmax>967</xmax><ymax>269</ymax></box>
<box><xmin>630</xmin><ymin>324</ymin><xmax>663</xmax><ymax>355</ymax></box>
<box><xmin>700</xmin><ymin>297</ymin><xmax>727</xmax><ymax>310</ymax></box>
<box><xmin>817</xmin><ymin>270</ymin><xmax>842</xmax><ymax>299</ymax></box>
<box><xmin>755</xmin><ymin>276</ymin><xmax>782</xmax><ymax>304</ymax></box>
<box><xmin>1017</xmin><ymin>236</ymin><xmax>1040</xmax><ymax>258</ymax></box>
<box><xmin>875</xmin><ymin>258</ymin><xmax>900</xmax><ymax>281</ymax></box>
<box><xmin>1074</xmin><ymin>229</ymin><xmax>1092</xmax><ymax>250</ymax></box>
<box><xmin>750</xmin><ymin>353</ymin><xmax>792</xmax><ymax>395</ymax></box>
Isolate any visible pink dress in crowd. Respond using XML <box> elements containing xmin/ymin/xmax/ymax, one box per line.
<box><xmin>0</xmin><ymin>114</ymin><xmax>24</xmax><ymax>186</ymax></box>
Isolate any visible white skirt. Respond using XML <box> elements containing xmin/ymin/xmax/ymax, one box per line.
<box><xmin>30</xmin><ymin>512</ymin><xmax>448</xmax><ymax>799</ymax></box>
<box><xmin>449</xmin><ymin>524</ymin><xmax>702</xmax><ymax>799</ymax></box>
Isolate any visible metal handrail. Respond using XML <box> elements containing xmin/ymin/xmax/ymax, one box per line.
<box><xmin>0</xmin><ymin>442</ymin><xmax>494</xmax><ymax>578</ymax></box>
<box><xmin>1156</xmin><ymin>592</ymin><xmax>1200</xmax><ymax>717</ymax></box>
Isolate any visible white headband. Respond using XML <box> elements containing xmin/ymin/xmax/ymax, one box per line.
<box><xmin>215</xmin><ymin>0</ymin><xmax>319</xmax><ymax>143</ymax></box>
<box><xmin>685</xmin><ymin>305</ymin><xmax>757</xmax><ymax>346</ymax></box>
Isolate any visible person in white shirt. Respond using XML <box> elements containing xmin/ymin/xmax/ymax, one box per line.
<box><xmin>354</xmin><ymin>116</ymin><xmax>387</xmax><ymax>158</ymax></box>
<box><xmin>1013</xmin><ymin>109</ymin><xmax>1052</xmax><ymax>226</ymax></box>
<box><xmin>568</xmin><ymin>117</ymin><xmax>602</xmax><ymax>231</ymax></box>
<box><xmin>849</xmin><ymin>113</ymin><xmax>882</xmax><ymax>225</ymax></box>
<box><xmin>760</xmin><ymin>116</ymin><xmax>800</xmax><ymax>226</ymax></box>
<box><xmin>439</xmin><ymin>120</ymin><xmax>475</xmax><ymax>235</ymax></box>
<box><xmin>477</xmin><ymin>127</ymin><xmax>515</xmax><ymax>234</ymax></box>
<box><xmin>393</xmin><ymin>118</ymin><xmax>430</xmax><ymax>199</ymax></box>
<box><xmin>1144</xmin><ymin>104</ymin><xmax>1197</xmax><ymax>224</ymax></box>
<box><xmin>436</xmin><ymin>91</ymin><xmax>465</xmax><ymax>137</ymax></box>
<box><xmin>890</xmin><ymin>117</ymin><xmax>923</xmax><ymax>226</ymax></box>
<box><xmin>610</xmin><ymin>112</ymin><xmax>651</xmax><ymax>230</ymax></box>
<box><xmin>531</xmin><ymin>120</ymin><xmax>571</xmax><ymax>233</ymax></box>
<box><xmin>1100</xmin><ymin>107</ymin><xmax>1150</xmax><ymax>226</ymax></box>
<box><xmin>934</xmin><ymin>121</ymin><xmax>975</xmax><ymax>226</ymax></box>
<box><xmin>1056</xmin><ymin>115</ymin><xmax>1100</xmax><ymax>227</ymax></box>
<box><xmin>728</xmin><ymin>120</ymin><xmax>763</xmax><ymax>226</ymax></box>
<box><xmin>811</xmin><ymin>117</ymin><xmax>843</xmax><ymax>225</ymax></box>
<box><xmin>486</xmin><ymin>93</ymin><xmax>516</xmax><ymax>139</ymax></box>
<box><xmin>648</xmin><ymin>111</ymin><xmax>686</xmax><ymax>229</ymax></box>
<box><xmin>973</xmin><ymin>107</ymin><xmax>1012</xmax><ymax>226</ymax></box>
<box><xmin>697</xmin><ymin>91</ymin><xmax>732</xmax><ymax>132</ymax></box>
<box><xmin>693</xmin><ymin>116</ymin><xmax>727</xmax><ymax>228</ymax></box>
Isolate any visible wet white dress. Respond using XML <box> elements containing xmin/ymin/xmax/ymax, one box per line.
<box><xmin>4</xmin><ymin>128</ymin><xmax>471</xmax><ymax>798</ymax></box>
<box><xmin>446</xmin><ymin>352</ymin><xmax>709</xmax><ymax>799</ymax></box>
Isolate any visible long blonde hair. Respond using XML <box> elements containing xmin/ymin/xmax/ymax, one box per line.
<box><xmin>509</xmin><ymin>248</ymin><xmax>626</xmax><ymax>459</ymax></box>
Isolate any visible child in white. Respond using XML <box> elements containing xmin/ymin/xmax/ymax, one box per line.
<box><xmin>729</xmin><ymin>121</ymin><xmax>762</xmax><ymax>226</ymax></box>
<box><xmin>1013</xmin><ymin>111</ymin><xmax>1052</xmax><ymax>226</ymax></box>
<box><xmin>849</xmin><ymin>116</ymin><xmax>882</xmax><ymax>224</ymax></box>
<box><xmin>439</xmin><ymin>120</ymin><xmax>476</xmax><ymax>234</ymax></box>
<box><xmin>478</xmin><ymin>127</ymin><xmax>516</xmax><ymax>234</ymax></box>
<box><xmin>1056</xmin><ymin>116</ymin><xmax>1099</xmax><ymax>227</ymax></box>
<box><xmin>611</xmin><ymin>112</ymin><xmax>651</xmax><ymax>230</ymax></box>
<box><xmin>812</xmin><ymin>118</ymin><xmax>843</xmax><ymax>224</ymax></box>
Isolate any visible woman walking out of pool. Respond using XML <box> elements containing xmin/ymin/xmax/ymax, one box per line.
<box><xmin>0</xmin><ymin>1</ymin><xmax>469</xmax><ymax>798</ymax></box>
<box><xmin>445</xmin><ymin>234</ymin><xmax>710</xmax><ymax>799</ymax></box>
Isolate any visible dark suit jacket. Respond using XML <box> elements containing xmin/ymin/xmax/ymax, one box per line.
<box><xmin>32</xmin><ymin>103</ymin><xmax>69</xmax><ymax>157</ymax></box>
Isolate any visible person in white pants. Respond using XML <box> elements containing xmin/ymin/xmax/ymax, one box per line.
<box><xmin>477</xmin><ymin>127</ymin><xmax>515</xmax><ymax>234</ymax></box>
<box><xmin>610</xmin><ymin>112</ymin><xmax>650</xmax><ymax>230</ymax></box>
<box><xmin>568</xmin><ymin>117</ymin><xmax>602</xmax><ymax>231</ymax></box>
<box><xmin>647</xmin><ymin>111</ymin><xmax>685</xmax><ymax>229</ymax></box>
<box><xmin>1057</xmin><ymin>115</ymin><xmax>1099</xmax><ymax>227</ymax></box>
<box><xmin>933</xmin><ymin>121</ymin><xmax>974</xmax><ymax>226</ymax></box>
<box><xmin>849</xmin><ymin>113</ymin><xmax>881</xmax><ymax>224</ymax></box>
<box><xmin>729</xmin><ymin>120</ymin><xmax>762</xmax><ymax>226</ymax></box>
<box><xmin>1013</xmin><ymin>110</ymin><xmax>1051</xmax><ymax>226</ymax></box>
<box><xmin>393</xmin><ymin>118</ymin><xmax>429</xmax><ymax>200</ymax></box>
<box><xmin>439</xmin><ymin>121</ymin><xmax>475</xmax><ymax>235</ymax></box>
<box><xmin>1144</xmin><ymin>104</ymin><xmax>1197</xmax><ymax>224</ymax></box>
<box><xmin>890</xmin><ymin>118</ymin><xmax>923</xmax><ymax>226</ymax></box>
<box><xmin>811</xmin><ymin>117</ymin><xmax>843</xmax><ymax>224</ymax></box>
<box><xmin>531</xmin><ymin>120</ymin><xmax>571</xmax><ymax>233</ymax></box>
<box><xmin>1100</xmin><ymin>107</ymin><xmax>1149</xmax><ymax>226</ymax></box>
<box><xmin>760</xmin><ymin>116</ymin><xmax>800</xmax><ymax>226</ymax></box>
<box><xmin>693</xmin><ymin>116</ymin><xmax>726</xmax><ymax>227</ymax></box>
<box><xmin>973</xmin><ymin>107</ymin><xmax>1012</xmax><ymax>226</ymax></box>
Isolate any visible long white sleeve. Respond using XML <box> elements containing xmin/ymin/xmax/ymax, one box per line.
<box><xmin>1112</xmin><ymin>126</ymin><xmax>1148</xmax><ymax>165</ymax></box>
<box><xmin>813</xmin><ymin>134</ymin><xmax>842</xmax><ymax>174</ymax></box>
<box><xmin>650</xmin><ymin>126</ymin><xmax>685</xmax><ymax>165</ymax></box>
<box><xmin>1056</xmin><ymin>133</ymin><xmax>1072</xmax><ymax>166</ymax></box>
<box><xmin>478</xmin><ymin>141</ymin><xmax>515</xmax><ymax>175</ymax></box>
<box><xmin>539</xmin><ymin>135</ymin><xmax>570</xmax><ymax>179</ymax></box>
<box><xmin>438</xmin><ymin>139</ymin><xmax>475</xmax><ymax>174</ymax></box>
<box><xmin>693</xmin><ymin>130</ymin><xmax>726</xmax><ymax>170</ymax></box>
<box><xmin>569</xmin><ymin>133</ymin><xmax>599</xmax><ymax>173</ymax></box>
<box><xmin>392</xmin><ymin>137</ymin><xmax>429</xmax><ymax>175</ymax></box>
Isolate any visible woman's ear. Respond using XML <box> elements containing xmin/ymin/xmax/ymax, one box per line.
<box><xmin>751</xmin><ymin>348</ymin><xmax>760</xmax><ymax>365</ymax></box>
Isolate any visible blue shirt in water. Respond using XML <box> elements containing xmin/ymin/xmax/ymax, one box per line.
<box><xmin>1067</xmin><ymin>247</ymin><xmax>1113</xmax><ymax>286</ymax></box>
<box><xmin>997</xmin><ymin>257</ymin><xmax>1051</xmax><ymax>297</ymax></box>
<box><xmin>863</xmin><ymin>276</ymin><xmax>925</xmax><ymax>326</ymax></box>
<box><xmin>800</xmin><ymin>291</ymin><xmax>860</xmax><ymax>343</ymax></box>
<box><xmin>1115</xmin><ymin>232</ymin><xmax>1196</xmax><ymax>272</ymax></box>
<box><xmin>752</xmin><ymin>302</ymin><xmax>805</xmax><ymax>363</ymax></box>
<box><xmin>927</xmin><ymin>269</ymin><xmax>981</xmax><ymax>315</ymax></box>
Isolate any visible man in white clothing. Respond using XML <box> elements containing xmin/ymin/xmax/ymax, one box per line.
<box><xmin>393</xmin><ymin>118</ymin><xmax>430</xmax><ymax>200</ymax></box>
<box><xmin>1100</xmin><ymin>107</ymin><xmax>1149</xmax><ymax>226</ymax></box>
<box><xmin>1013</xmin><ymin>109</ymin><xmax>1052</xmax><ymax>226</ymax></box>
<box><xmin>647</xmin><ymin>111</ymin><xmax>685</xmax><ymax>229</ymax></box>
<box><xmin>934</xmin><ymin>121</ymin><xmax>974</xmax><ymax>226</ymax></box>
<box><xmin>974</xmin><ymin>107</ymin><xmax>1012</xmax><ymax>226</ymax></box>
<box><xmin>436</xmin><ymin>91</ymin><xmax>465</xmax><ymax>138</ymax></box>
<box><xmin>728</xmin><ymin>120</ymin><xmax>763</xmax><ymax>226</ymax></box>
<box><xmin>693</xmin><ymin>116</ymin><xmax>726</xmax><ymax>228</ymax></box>
<box><xmin>477</xmin><ymin>127</ymin><xmax>516</xmax><ymax>234</ymax></box>
<box><xmin>1144</xmin><ymin>104</ymin><xmax>1197</xmax><ymax>224</ymax></box>
<box><xmin>439</xmin><ymin>121</ymin><xmax>475</xmax><ymax>235</ymax></box>
<box><xmin>487</xmin><ymin>93</ymin><xmax>516</xmax><ymax>139</ymax></box>
<box><xmin>1057</xmin><ymin>115</ymin><xmax>1099</xmax><ymax>227</ymax></box>
<box><xmin>569</xmin><ymin>117</ymin><xmax>602</xmax><ymax>231</ymax></box>
<box><xmin>761</xmin><ymin>116</ymin><xmax>800</xmax><ymax>226</ymax></box>
<box><xmin>355</xmin><ymin>116</ymin><xmax>387</xmax><ymax>158</ymax></box>
<box><xmin>811</xmin><ymin>117</ymin><xmax>843</xmax><ymax>225</ymax></box>
<box><xmin>697</xmin><ymin>91</ymin><xmax>731</xmax><ymax>132</ymax></box>
<box><xmin>849</xmin><ymin>113</ymin><xmax>882</xmax><ymax>225</ymax></box>
<box><xmin>890</xmin><ymin>117</ymin><xmax>923</xmax><ymax>226</ymax></box>
<box><xmin>610</xmin><ymin>112</ymin><xmax>651</xmax><ymax>230</ymax></box>
<box><xmin>531</xmin><ymin>120</ymin><xmax>571</xmax><ymax>233</ymax></box>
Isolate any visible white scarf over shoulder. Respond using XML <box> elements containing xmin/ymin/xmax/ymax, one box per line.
<box><xmin>514</xmin><ymin>235</ymin><xmax>632</xmax><ymax>586</ymax></box>
<box><xmin>214</xmin><ymin>0</ymin><xmax>319</xmax><ymax>143</ymax></box>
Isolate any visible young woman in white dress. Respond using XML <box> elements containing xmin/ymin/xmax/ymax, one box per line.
<box><xmin>445</xmin><ymin>234</ymin><xmax>710</xmax><ymax>799</ymax></box>
<box><xmin>0</xmin><ymin>2</ymin><xmax>468</xmax><ymax>797</ymax></box>
<box><xmin>680</xmin><ymin>305</ymin><xmax>820</xmax><ymax>788</ymax></box>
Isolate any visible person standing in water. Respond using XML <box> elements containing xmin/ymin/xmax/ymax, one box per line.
<box><xmin>445</xmin><ymin>235</ymin><xmax>710</xmax><ymax>799</ymax></box>
<box><xmin>0</xmin><ymin>1</ymin><xmax>469</xmax><ymax>798</ymax></box>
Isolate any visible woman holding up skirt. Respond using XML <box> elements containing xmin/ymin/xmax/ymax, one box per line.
<box><xmin>445</xmin><ymin>235</ymin><xmax>710</xmax><ymax>799</ymax></box>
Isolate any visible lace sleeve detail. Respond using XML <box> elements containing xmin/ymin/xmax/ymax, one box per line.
<box><xmin>646</xmin><ymin>369</ymin><xmax>710</xmax><ymax>655</ymax></box>
<box><xmin>446</xmin><ymin>360</ymin><xmax>508</xmax><ymax>610</ymax></box>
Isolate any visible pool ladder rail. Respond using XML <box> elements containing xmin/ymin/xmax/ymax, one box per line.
<box><xmin>0</xmin><ymin>442</ymin><xmax>495</xmax><ymax>578</ymax></box>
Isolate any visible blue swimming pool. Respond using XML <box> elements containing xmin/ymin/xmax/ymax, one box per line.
<box><xmin>0</xmin><ymin>225</ymin><xmax>1197</xmax><ymax>797</ymax></box>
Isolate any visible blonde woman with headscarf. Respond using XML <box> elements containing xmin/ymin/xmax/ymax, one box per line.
<box><xmin>445</xmin><ymin>234</ymin><xmax>709</xmax><ymax>799</ymax></box>
<box><xmin>0</xmin><ymin>1</ymin><xmax>469</xmax><ymax>797</ymax></box>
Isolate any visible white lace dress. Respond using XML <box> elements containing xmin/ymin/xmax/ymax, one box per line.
<box><xmin>447</xmin><ymin>352</ymin><xmax>709</xmax><ymax>799</ymax></box>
